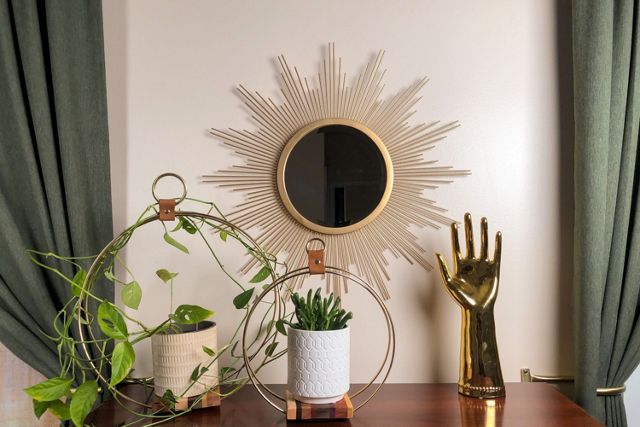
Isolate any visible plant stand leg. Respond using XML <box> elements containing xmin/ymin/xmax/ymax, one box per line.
<box><xmin>286</xmin><ymin>392</ymin><xmax>353</xmax><ymax>420</ymax></box>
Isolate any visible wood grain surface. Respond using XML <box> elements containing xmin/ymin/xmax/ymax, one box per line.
<box><xmin>87</xmin><ymin>382</ymin><xmax>603</xmax><ymax>426</ymax></box>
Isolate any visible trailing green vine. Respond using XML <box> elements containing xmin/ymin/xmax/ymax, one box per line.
<box><xmin>24</xmin><ymin>198</ymin><xmax>292</xmax><ymax>426</ymax></box>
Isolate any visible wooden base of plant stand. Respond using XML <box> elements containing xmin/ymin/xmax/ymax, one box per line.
<box><xmin>286</xmin><ymin>392</ymin><xmax>353</xmax><ymax>420</ymax></box>
<box><xmin>151</xmin><ymin>387</ymin><xmax>221</xmax><ymax>413</ymax></box>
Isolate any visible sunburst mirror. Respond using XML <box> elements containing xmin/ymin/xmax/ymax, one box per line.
<box><xmin>204</xmin><ymin>44</ymin><xmax>469</xmax><ymax>298</ymax></box>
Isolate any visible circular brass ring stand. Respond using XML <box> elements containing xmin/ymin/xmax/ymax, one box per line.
<box><xmin>241</xmin><ymin>264</ymin><xmax>396</xmax><ymax>414</ymax></box>
<box><xmin>76</xmin><ymin>174</ymin><xmax>282</xmax><ymax>410</ymax></box>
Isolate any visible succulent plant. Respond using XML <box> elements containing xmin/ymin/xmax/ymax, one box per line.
<box><xmin>283</xmin><ymin>288</ymin><xmax>352</xmax><ymax>331</ymax></box>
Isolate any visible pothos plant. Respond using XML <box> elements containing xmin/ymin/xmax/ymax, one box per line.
<box><xmin>24</xmin><ymin>198</ymin><xmax>291</xmax><ymax>427</ymax></box>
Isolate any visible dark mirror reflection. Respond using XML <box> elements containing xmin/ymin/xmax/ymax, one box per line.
<box><xmin>284</xmin><ymin>125</ymin><xmax>387</xmax><ymax>228</ymax></box>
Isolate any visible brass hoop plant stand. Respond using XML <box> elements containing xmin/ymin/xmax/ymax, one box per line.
<box><xmin>241</xmin><ymin>238</ymin><xmax>396</xmax><ymax>419</ymax></box>
<box><xmin>75</xmin><ymin>173</ymin><xmax>286</xmax><ymax>421</ymax></box>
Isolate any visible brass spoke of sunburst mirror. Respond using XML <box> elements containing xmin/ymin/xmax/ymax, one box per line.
<box><xmin>204</xmin><ymin>44</ymin><xmax>469</xmax><ymax>298</ymax></box>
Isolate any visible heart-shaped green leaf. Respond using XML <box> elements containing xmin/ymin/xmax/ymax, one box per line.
<box><xmin>180</xmin><ymin>217</ymin><xmax>197</xmax><ymax>234</ymax></box>
<box><xmin>156</xmin><ymin>268</ymin><xmax>178</xmax><ymax>283</ymax></box>
<box><xmin>71</xmin><ymin>269</ymin><xmax>87</xmax><ymax>297</ymax></box>
<box><xmin>233</xmin><ymin>288</ymin><xmax>254</xmax><ymax>309</ymax></box>
<box><xmin>275</xmin><ymin>319</ymin><xmax>287</xmax><ymax>336</ymax></box>
<box><xmin>97</xmin><ymin>302</ymin><xmax>128</xmax><ymax>340</ymax></box>
<box><xmin>161</xmin><ymin>389</ymin><xmax>177</xmax><ymax>409</ymax></box>
<box><xmin>190</xmin><ymin>364</ymin><xmax>202</xmax><ymax>382</ymax></box>
<box><xmin>33</xmin><ymin>399</ymin><xmax>49</xmax><ymax>419</ymax></box>
<box><xmin>202</xmin><ymin>345</ymin><xmax>216</xmax><ymax>357</ymax></box>
<box><xmin>249</xmin><ymin>266</ymin><xmax>271</xmax><ymax>283</ymax></box>
<box><xmin>121</xmin><ymin>281</ymin><xmax>142</xmax><ymax>310</ymax></box>
<box><xmin>220</xmin><ymin>367</ymin><xmax>236</xmax><ymax>378</ymax></box>
<box><xmin>70</xmin><ymin>380</ymin><xmax>98</xmax><ymax>427</ymax></box>
<box><xmin>47</xmin><ymin>400</ymin><xmax>71</xmax><ymax>420</ymax></box>
<box><xmin>32</xmin><ymin>399</ymin><xmax>70</xmax><ymax>420</ymax></box>
<box><xmin>24</xmin><ymin>377</ymin><xmax>73</xmax><ymax>402</ymax></box>
<box><xmin>172</xmin><ymin>304</ymin><xmax>214</xmax><ymax>324</ymax></box>
<box><xmin>110</xmin><ymin>341</ymin><xmax>135</xmax><ymax>387</ymax></box>
<box><xmin>265</xmin><ymin>342</ymin><xmax>278</xmax><ymax>356</ymax></box>
<box><xmin>163</xmin><ymin>232</ymin><xmax>189</xmax><ymax>254</ymax></box>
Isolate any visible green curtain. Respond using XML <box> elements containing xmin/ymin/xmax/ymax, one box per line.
<box><xmin>573</xmin><ymin>1</ymin><xmax>640</xmax><ymax>426</ymax></box>
<box><xmin>0</xmin><ymin>0</ymin><xmax>112</xmax><ymax>378</ymax></box>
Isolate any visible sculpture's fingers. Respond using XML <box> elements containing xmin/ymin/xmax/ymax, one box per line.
<box><xmin>464</xmin><ymin>212</ymin><xmax>475</xmax><ymax>258</ymax></box>
<box><xmin>436</xmin><ymin>253</ymin><xmax>453</xmax><ymax>284</ymax></box>
<box><xmin>451</xmin><ymin>222</ymin><xmax>462</xmax><ymax>269</ymax></box>
<box><xmin>480</xmin><ymin>217</ymin><xmax>489</xmax><ymax>259</ymax></box>
<box><xmin>494</xmin><ymin>231</ymin><xmax>502</xmax><ymax>273</ymax></box>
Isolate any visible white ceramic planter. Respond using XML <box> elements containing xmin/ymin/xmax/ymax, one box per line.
<box><xmin>151</xmin><ymin>321</ymin><xmax>218</xmax><ymax>398</ymax></box>
<box><xmin>287</xmin><ymin>327</ymin><xmax>350</xmax><ymax>404</ymax></box>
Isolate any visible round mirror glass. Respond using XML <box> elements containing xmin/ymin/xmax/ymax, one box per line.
<box><xmin>280</xmin><ymin>123</ymin><xmax>391</xmax><ymax>233</ymax></box>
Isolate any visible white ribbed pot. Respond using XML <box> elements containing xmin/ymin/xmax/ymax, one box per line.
<box><xmin>151</xmin><ymin>321</ymin><xmax>218</xmax><ymax>398</ymax></box>
<box><xmin>287</xmin><ymin>327</ymin><xmax>350</xmax><ymax>404</ymax></box>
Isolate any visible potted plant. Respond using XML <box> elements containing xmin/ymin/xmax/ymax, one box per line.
<box><xmin>151</xmin><ymin>269</ymin><xmax>218</xmax><ymax>400</ymax></box>
<box><xmin>23</xmin><ymin>198</ymin><xmax>286</xmax><ymax>426</ymax></box>
<box><xmin>283</xmin><ymin>288</ymin><xmax>353</xmax><ymax>404</ymax></box>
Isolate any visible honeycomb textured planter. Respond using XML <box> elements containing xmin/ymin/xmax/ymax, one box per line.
<box><xmin>287</xmin><ymin>327</ymin><xmax>350</xmax><ymax>404</ymax></box>
<box><xmin>151</xmin><ymin>321</ymin><xmax>218</xmax><ymax>398</ymax></box>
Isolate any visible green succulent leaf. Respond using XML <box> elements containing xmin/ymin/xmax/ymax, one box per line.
<box><xmin>265</xmin><ymin>342</ymin><xmax>278</xmax><ymax>356</ymax></box>
<box><xmin>70</xmin><ymin>380</ymin><xmax>98</xmax><ymax>427</ymax></box>
<box><xmin>172</xmin><ymin>304</ymin><xmax>214</xmax><ymax>324</ymax></box>
<box><xmin>219</xmin><ymin>229</ymin><xmax>228</xmax><ymax>241</ymax></box>
<box><xmin>275</xmin><ymin>319</ymin><xmax>287</xmax><ymax>336</ymax></box>
<box><xmin>163</xmin><ymin>232</ymin><xmax>189</xmax><ymax>254</ymax></box>
<box><xmin>24</xmin><ymin>377</ymin><xmax>73</xmax><ymax>402</ymax></box>
<box><xmin>249</xmin><ymin>266</ymin><xmax>271</xmax><ymax>283</ymax></box>
<box><xmin>97</xmin><ymin>302</ymin><xmax>128</xmax><ymax>340</ymax></box>
<box><xmin>71</xmin><ymin>269</ymin><xmax>87</xmax><ymax>297</ymax></box>
<box><xmin>233</xmin><ymin>288</ymin><xmax>254</xmax><ymax>309</ymax></box>
<box><xmin>287</xmin><ymin>288</ymin><xmax>353</xmax><ymax>331</ymax></box>
<box><xmin>121</xmin><ymin>281</ymin><xmax>142</xmax><ymax>310</ymax></box>
<box><xmin>110</xmin><ymin>341</ymin><xmax>135</xmax><ymax>387</ymax></box>
<box><xmin>155</xmin><ymin>268</ymin><xmax>178</xmax><ymax>283</ymax></box>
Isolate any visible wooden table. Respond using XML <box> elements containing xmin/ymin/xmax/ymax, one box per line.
<box><xmin>87</xmin><ymin>383</ymin><xmax>603</xmax><ymax>426</ymax></box>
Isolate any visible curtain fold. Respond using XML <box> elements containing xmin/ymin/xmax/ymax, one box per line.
<box><xmin>0</xmin><ymin>0</ymin><xmax>112</xmax><ymax>377</ymax></box>
<box><xmin>573</xmin><ymin>0</ymin><xmax>640</xmax><ymax>425</ymax></box>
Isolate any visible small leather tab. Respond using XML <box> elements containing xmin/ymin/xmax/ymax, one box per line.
<box><xmin>308</xmin><ymin>249</ymin><xmax>325</xmax><ymax>274</ymax></box>
<box><xmin>159</xmin><ymin>199</ymin><xmax>176</xmax><ymax>221</ymax></box>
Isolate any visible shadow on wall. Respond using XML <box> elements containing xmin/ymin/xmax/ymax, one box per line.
<box><xmin>554</xmin><ymin>0</ymin><xmax>575</xmax><ymax>376</ymax></box>
<box><xmin>103</xmin><ymin>1</ymin><xmax>128</xmax><ymax>235</ymax></box>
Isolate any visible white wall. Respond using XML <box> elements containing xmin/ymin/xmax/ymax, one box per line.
<box><xmin>627</xmin><ymin>368</ymin><xmax>640</xmax><ymax>426</ymax></box>
<box><xmin>102</xmin><ymin>0</ymin><xmax>574</xmax><ymax>387</ymax></box>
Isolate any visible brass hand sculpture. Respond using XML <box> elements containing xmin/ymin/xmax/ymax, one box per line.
<box><xmin>436</xmin><ymin>213</ymin><xmax>505</xmax><ymax>398</ymax></box>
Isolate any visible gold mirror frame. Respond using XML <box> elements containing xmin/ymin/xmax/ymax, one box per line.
<box><xmin>277</xmin><ymin>118</ymin><xmax>394</xmax><ymax>235</ymax></box>
<box><xmin>204</xmin><ymin>44</ymin><xmax>469</xmax><ymax>298</ymax></box>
